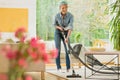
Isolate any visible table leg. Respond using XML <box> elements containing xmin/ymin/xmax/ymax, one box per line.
<box><xmin>41</xmin><ymin>71</ymin><xmax>45</xmax><ymax>80</ymax></box>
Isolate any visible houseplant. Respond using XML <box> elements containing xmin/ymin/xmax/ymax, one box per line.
<box><xmin>110</xmin><ymin>0</ymin><xmax>120</xmax><ymax>50</ymax></box>
<box><xmin>0</xmin><ymin>27</ymin><xmax>57</xmax><ymax>80</ymax></box>
<box><xmin>74</xmin><ymin>32</ymin><xmax>81</xmax><ymax>43</ymax></box>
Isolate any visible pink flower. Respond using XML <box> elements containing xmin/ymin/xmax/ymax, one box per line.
<box><xmin>38</xmin><ymin>48</ymin><xmax>46</xmax><ymax>55</ymax></box>
<box><xmin>6</xmin><ymin>51</ymin><xmax>16</xmax><ymax>60</ymax></box>
<box><xmin>37</xmin><ymin>42</ymin><xmax>46</xmax><ymax>53</ymax></box>
<box><xmin>27</xmin><ymin>48</ymin><xmax>38</xmax><ymax>60</ymax></box>
<box><xmin>25</xmin><ymin>75</ymin><xmax>33</xmax><ymax>80</ymax></box>
<box><xmin>30</xmin><ymin>38</ymin><xmax>39</xmax><ymax>48</ymax></box>
<box><xmin>30</xmin><ymin>52</ymin><xmax>38</xmax><ymax>60</ymax></box>
<box><xmin>50</xmin><ymin>49</ymin><xmax>58</xmax><ymax>58</ymax></box>
<box><xmin>42</xmin><ymin>53</ymin><xmax>49</xmax><ymax>63</ymax></box>
<box><xmin>18</xmin><ymin>58</ymin><xmax>27</xmax><ymax>68</ymax></box>
<box><xmin>15</xmin><ymin>27</ymin><xmax>26</xmax><ymax>40</ymax></box>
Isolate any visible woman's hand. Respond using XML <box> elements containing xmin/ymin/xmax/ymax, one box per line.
<box><xmin>65</xmin><ymin>30</ymin><xmax>71</xmax><ymax>43</ymax></box>
<box><xmin>59</xmin><ymin>27</ymin><xmax>64</xmax><ymax>31</ymax></box>
<box><xmin>65</xmin><ymin>38</ymin><xmax>68</xmax><ymax>43</ymax></box>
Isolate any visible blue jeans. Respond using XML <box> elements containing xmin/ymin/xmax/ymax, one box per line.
<box><xmin>54</xmin><ymin>31</ymin><xmax>70</xmax><ymax>70</ymax></box>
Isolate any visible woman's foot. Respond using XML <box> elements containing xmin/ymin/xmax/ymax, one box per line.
<box><xmin>57</xmin><ymin>69</ymin><xmax>62</xmax><ymax>72</ymax></box>
<box><xmin>67</xmin><ymin>69</ymin><xmax>70</xmax><ymax>72</ymax></box>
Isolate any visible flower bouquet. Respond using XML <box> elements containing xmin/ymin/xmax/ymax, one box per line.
<box><xmin>0</xmin><ymin>27</ymin><xmax>57</xmax><ymax>80</ymax></box>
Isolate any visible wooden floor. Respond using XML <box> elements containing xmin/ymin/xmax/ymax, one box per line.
<box><xmin>5</xmin><ymin>64</ymin><xmax>119</xmax><ymax>80</ymax></box>
<box><xmin>25</xmin><ymin>72</ymin><xmax>68</xmax><ymax>80</ymax></box>
<box><xmin>45</xmin><ymin>66</ymin><xmax>120</xmax><ymax>80</ymax></box>
<box><xmin>46</xmin><ymin>72</ymin><xmax>67</xmax><ymax>80</ymax></box>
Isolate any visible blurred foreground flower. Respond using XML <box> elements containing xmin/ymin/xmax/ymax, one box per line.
<box><xmin>0</xmin><ymin>27</ymin><xmax>58</xmax><ymax>80</ymax></box>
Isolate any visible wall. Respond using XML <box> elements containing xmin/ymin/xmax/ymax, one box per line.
<box><xmin>0</xmin><ymin>0</ymin><xmax>36</xmax><ymax>41</ymax></box>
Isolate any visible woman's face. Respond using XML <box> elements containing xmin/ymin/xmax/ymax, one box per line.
<box><xmin>60</xmin><ymin>4</ymin><xmax>68</xmax><ymax>15</ymax></box>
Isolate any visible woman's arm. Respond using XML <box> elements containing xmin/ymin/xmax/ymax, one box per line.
<box><xmin>56</xmin><ymin>26</ymin><xmax>64</xmax><ymax>31</ymax></box>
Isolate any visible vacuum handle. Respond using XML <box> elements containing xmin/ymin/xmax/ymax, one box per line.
<box><xmin>61</xmin><ymin>31</ymin><xmax>70</xmax><ymax>53</ymax></box>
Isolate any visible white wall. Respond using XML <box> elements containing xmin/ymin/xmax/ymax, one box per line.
<box><xmin>0</xmin><ymin>0</ymin><xmax>36</xmax><ymax>41</ymax></box>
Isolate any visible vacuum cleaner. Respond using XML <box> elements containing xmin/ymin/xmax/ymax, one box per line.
<box><xmin>61</xmin><ymin>31</ymin><xmax>82</xmax><ymax>78</ymax></box>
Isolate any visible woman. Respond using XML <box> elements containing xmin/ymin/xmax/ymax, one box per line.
<box><xmin>53</xmin><ymin>1</ymin><xmax>74</xmax><ymax>72</ymax></box>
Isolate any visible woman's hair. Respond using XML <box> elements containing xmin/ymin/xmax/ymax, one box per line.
<box><xmin>59</xmin><ymin>1</ymin><xmax>68</xmax><ymax>6</ymax></box>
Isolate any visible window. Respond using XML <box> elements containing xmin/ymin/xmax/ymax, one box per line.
<box><xmin>36</xmin><ymin>0</ymin><xmax>109</xmax><ymax>46</ymax></box>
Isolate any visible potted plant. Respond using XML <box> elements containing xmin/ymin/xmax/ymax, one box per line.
<box><xmin>74</xmin><ymin>32</ymin><xmax>81</xmax><ymax>43</ymax></box>
<box><xmin>110</xmin><ymin>0</ymin><xmax>120</xmax><ymax>50</ymax></box>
